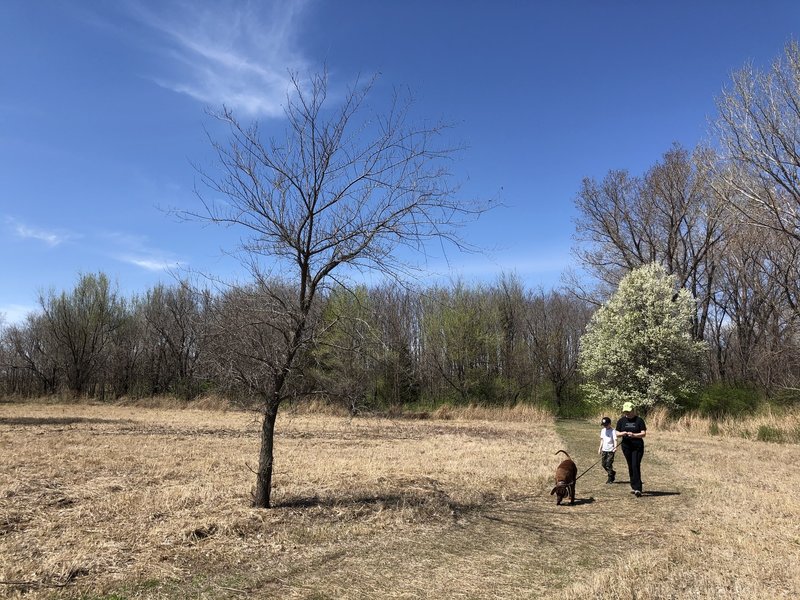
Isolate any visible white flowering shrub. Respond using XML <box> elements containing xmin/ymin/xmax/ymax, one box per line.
<box><xmin>579</xmin><ymin>263</ymin><xmax>706</xmax><ymax>409</ymax></box>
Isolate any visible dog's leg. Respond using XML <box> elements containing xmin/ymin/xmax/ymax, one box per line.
<box><xmin>569</xmin><ymin>483</ymin><xmax>575</xmax><ymax>505</ymax></box>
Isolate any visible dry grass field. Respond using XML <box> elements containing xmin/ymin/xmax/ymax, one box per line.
<box><xmin>1</xmin><ymin>401</ymin><xmax>799</xmax><ymax>599</ymax></box>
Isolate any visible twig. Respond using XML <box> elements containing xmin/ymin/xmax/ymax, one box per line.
<box><xmin>216</xmin><ymin>584</ymin><xmax>249</xmax><ymax>595</ymax></box>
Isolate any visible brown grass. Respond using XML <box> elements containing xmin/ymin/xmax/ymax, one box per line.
<box><xmin>646</xmin><ymin>405</ymin><xmax>800</xmax><ymax>443</ymax></box>
<box><xmin>1</xmin><ymin>402</ymin><xmax>798</xmax><ymax>599</ymax></box>
<box><xmin>562</xmin><ymin>429</ymin><xmax>800</xmax><ymax>598</ymax></box>
<box><xmin>0</xmin><ymin>403</ymin><xmax>556</xmax><ymax>599</ymax></box>
<box><xmin>430</xmin><ymin>402</ymin><xmax>554</xmax><ymax>422</ymax></box>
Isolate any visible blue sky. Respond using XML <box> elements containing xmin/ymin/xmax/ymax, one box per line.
<box><xmin>2</xmin><ymin>1</ymin><xmax>799</xmax><ymax>324</ymax></box>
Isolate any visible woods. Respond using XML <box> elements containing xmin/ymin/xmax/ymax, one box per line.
<box><xmin>0</xmin><ymin>275</ymin><xmax>591</xmax><ymax>409</ymax></box>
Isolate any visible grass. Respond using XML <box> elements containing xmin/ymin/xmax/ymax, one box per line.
<box><xmin>646</xmin><ymin>404</ymin><xmax>800</xmax><ymax>444</ymax></box>
<box><xmin>562</xmin><ymin>429</ymin><xmax>800</xmax><ymax>598</ymax></box>
<box><xmin>1</xmin><ymin>402</ymin><xmax>799</xmax><ymax>598</ymax></box>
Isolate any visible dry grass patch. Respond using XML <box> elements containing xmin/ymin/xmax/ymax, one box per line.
<box><xmin>646</xmin><ymin>405</ymin><xmax>800</xmax><ymax>443</ymax></box>
<box><xmin>430</xmin><ymin>402</ymin><xmax>554</xmax><ymax>422</ymax></box>
<box><xmin>4</xmin><ymin>402</ymin><xmax>798</xmax><ymax>599</ymax></box>
<box><xmin>560</xmin><ymin>426</ymin><xmax>800</xmax><ymax>599</ymax></box>
<box><xmin>0</xmin><ymin>403</ymin><xmax>556</xmax><ymax>599</ymax></box>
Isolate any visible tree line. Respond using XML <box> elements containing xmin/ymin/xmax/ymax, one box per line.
<box><xmin>0</xmin><ymin>272</ymin><xmax>592</xmax><ymax>411</ymax></box>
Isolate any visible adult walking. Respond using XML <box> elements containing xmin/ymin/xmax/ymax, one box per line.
<box><xmin>616</xmin><ymin>401</ymin><xmax>647</xmax><ymax>497</ymax></box>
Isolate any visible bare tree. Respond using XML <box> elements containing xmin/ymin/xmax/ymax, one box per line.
<box><xmin>39</xmin><ymin>273</ymin><xmax>125</xmax><ymax>397</ymax></box>
<box><xmin>572</xmin><ymin>144</ymin><xmax>726</xmax><ymax>339</ymax></box>
<box><xmin>714</xmin><ymin>42</ymin><xmax>800</xmax><ymax>320</ymax></box>
<box><xmin>525</xmin><ymin>290</ymin><xmax>592</xmax><ymax>409</ymax></box>
<box><xmin>715</xmin><ymin>41</ymin><xmax>800</xmax><ymax>244</ymax></box>
<box><xmin>141</xmin><ymin>283</ymin><xmax>209</xmax><ymax>399</ymax></box>
<box><xmin>492</xmin><ymin>274</ymin><xmax>530</xmax><ymax>402</ymax></box>
<box><xmin>187</xmin><ymin>73</ymin><xmax>486</xmax><ymax>508</ymax></box>
<box><xmin>368</xmin><ymin>283</ymin><xmax>422</xmax><ymax>408</ymax></box>
<box><xmin>4</xmin><ymin>314</ymin><xmax>60</xmax><ymax>396</ymax></box>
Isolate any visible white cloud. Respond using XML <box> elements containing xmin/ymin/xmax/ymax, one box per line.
<box><xmin>102</xmin><ymin>231</ymin><xmax>184</xmax><ymax>272</ymax></box>
<box><xmin>6</xmin><ymin>217</ymin><xmax>73</xmax><ymax>247</ymax></box>
<box><xmin>122</xmin><ymin>256</ymin><xmax>183</xmax><ymax>272</ymax></box>
<box><xmin>130</xmin><ymin>0</ymin><xmax>311</xmax><ymax>117</ymax></box>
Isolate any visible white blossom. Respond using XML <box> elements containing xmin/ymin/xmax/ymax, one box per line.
<box><xmin>579</xmin><ymin>263</ymin><xmax>705</xmax><ymax>409</ymax></box>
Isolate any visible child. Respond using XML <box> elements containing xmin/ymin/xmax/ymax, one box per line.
<box><xmin>598</xmin><ymin>416</ymin><xmax>618</xmax><ymax>483</ymax></box>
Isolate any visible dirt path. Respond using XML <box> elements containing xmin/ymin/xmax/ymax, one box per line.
<box><xmin>250</xmin><ymin>419</ymin><xmax>689</xmax><ymax>599</ymax></box>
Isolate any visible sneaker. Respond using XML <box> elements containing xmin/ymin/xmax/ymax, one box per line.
<box><xmin>634</xmin><ymin>490</ymin><xmax>642</xmax><ymax>497</ymax></box>
<box><xmin>630</xmin><ymin>489</ymin><xmax>637</xmax><ymax>494</ymax></box>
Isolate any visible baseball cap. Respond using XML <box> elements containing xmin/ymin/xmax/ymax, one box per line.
<box><xmin>622</xmin><ymin>402</ymin><xmax>634</xmax><ymax>412</ymax></box>
<box><xmin>601</xmin><ymin>417</ymin><xmax>611</xmax><ymax>426</ymax></box>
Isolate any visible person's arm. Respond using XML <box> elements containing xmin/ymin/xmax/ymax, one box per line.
<box><xmin>629</xmin><ymin>419</ymin><xmax>647</xmax><ymax>439</ymax></box>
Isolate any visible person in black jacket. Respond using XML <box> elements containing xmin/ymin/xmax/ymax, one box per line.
<box><xmin>616</xmin><ymin>401</ymin><xmax>647</xmax><ymax>497</ymax></box>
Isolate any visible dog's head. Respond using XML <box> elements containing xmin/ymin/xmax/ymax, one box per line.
<box><xmin>550</xmin><ymin>482</ymin><xmax>569</xmax><ymax>499</ymax></box>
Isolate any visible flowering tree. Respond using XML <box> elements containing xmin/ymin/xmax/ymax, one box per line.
<box><xmin>579</xmin><ymin>263</ymin><xmax>705</xmax><ymax>409</ymax></box>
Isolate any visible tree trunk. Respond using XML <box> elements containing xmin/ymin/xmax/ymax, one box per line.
<box><xmin>254</xmin><ymin>401</ymin><xmax>279</xmax><ymax>508</ymax></box>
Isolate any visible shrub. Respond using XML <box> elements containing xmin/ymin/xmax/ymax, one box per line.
<box><xmin>697</xmin><ymin>384</ymin><xmax>760</xmax><ymax>418</ymax></box>
<box><xmin>771</xmin><ymin>387</ymin><xmax>800</xmax><ymax>407</ymax></box>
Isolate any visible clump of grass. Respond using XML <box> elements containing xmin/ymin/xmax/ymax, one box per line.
<box><xmin>756</xmin><ymin>424</ymin><xmax>786</xmax><ymax>443</ymax></box>
<box><xmin>645</xmin><ymin>405</ymin><xmax>670</xmax><ymax>429</ymax></box>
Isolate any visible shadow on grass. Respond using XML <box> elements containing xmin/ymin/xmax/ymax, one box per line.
<box><xmin>641</xmin><ymin>490</ymin><xmax>681</xmax><ymax>497</ymax></box>
<box><xmin>276</xmin><ymin>491</ymin><xmax>480</xmax><ymax>515</ymax></box>
<box><xmin>0</xmin><ymin>416</ymin><xmax>134</xmax><ymax>426</ymax></box>
<box><xmin>567</xmin><ymin>497</ymin><xmax>596</xmax><ymax>506</ymax></box>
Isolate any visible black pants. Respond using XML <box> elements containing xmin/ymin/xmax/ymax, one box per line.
<box><xmin>601</xmin><ymin>451</ymin><xmax>616</xmax><ymax>478</ymax></box>
<box><xmin>622</xmin><ymin>444</ymin><xmax>644</xmax><ymax>491</ymax></box>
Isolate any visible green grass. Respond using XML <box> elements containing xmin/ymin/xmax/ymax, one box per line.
<box><xmin>757</xmin><ymin>424</ymin><xmax>786</xmax><ymax>443</ymax></box>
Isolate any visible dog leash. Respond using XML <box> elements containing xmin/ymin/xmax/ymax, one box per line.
<box><xmin>573</xmin><ymin>440</ymin><xmax>623</xmax><ymax>483</ymax></box>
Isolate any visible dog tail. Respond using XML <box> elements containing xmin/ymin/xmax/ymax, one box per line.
<box><xmin>555</xmin><ymin>449</ymin><xmax>571</xmax><ymax>459</ymax></box>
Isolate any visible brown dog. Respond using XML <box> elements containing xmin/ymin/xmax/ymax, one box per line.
<box><xmin>550</xmin><ymin>450</ymin><xmax>577</xmax><ymax>505</ymax></box>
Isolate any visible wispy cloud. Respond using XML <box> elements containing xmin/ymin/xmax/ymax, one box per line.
<box><xmin>102</xmin><ymin>232</ymin><xmax>183</xmax><ymax>272</ymax></box>
<box><xmin>129</xmin><ymin>0</ymin><xmax>311</xmax><ymax>117</ymax></box>
<box><xmin>6</xmin><ymin>217</ymin><xmax>74</xmax><ymax>247</ymax></box>
<box><xmin>122</xmin><ymin>256</ymin><xmax>183</xmax><ymax>272</ymax></box>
